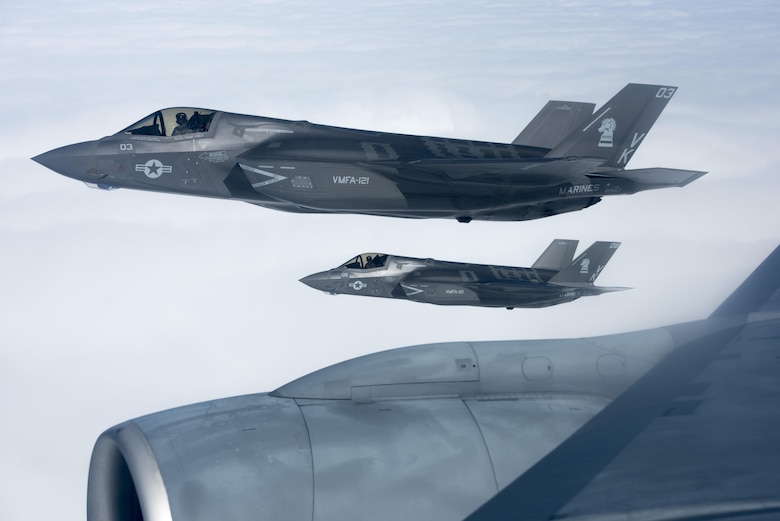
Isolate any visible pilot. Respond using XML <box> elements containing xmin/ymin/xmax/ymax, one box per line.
<box><xmin>172</xmin><ymin>112</ymin><xmax>192</xmax><ymax>136</ymax></box>
<box><xmin>188</xmin><ymin>111</ymin><xmax>205</xmax><ymax>132</ymax></box>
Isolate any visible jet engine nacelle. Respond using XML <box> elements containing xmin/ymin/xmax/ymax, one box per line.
<box><xmin>88</xmin><ymin>330</ymin><xmax>682</xmax><ymax>521</ymax></box>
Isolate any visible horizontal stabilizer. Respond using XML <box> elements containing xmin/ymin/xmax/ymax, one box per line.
<box><xmin>594</xmin><ymin>286</ymin><xmax>631</xmax><ymax>293</ymax></box>
<box><xmin>588</xmin><ymin>167</ymin><xmax>707</xmax><ymax>188</ymax></box>
<box><xmin>513</xmin><ymin>101</ymin><xmax>595</xmax><ymax>149</ymax></box>
<box><xmin>566</xmin><ymin>285</ymin><xmax>631</xmax><ymax>294</ymax></box>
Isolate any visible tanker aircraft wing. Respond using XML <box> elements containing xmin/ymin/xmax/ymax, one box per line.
<box><xmin>466</xmin><ymin>245</ymin><xmax>780</xmax><ymax>521</ymax></box>
<box><xmin>86</xmin><ymin>245</ymin><xmax>780</xmax><ymax>521</ymax></box>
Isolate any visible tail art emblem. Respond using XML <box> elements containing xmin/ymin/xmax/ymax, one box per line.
<box><xmin>598</xmin><ymin>118</ymin><xmax>616</xmax><ymax>148</ymax></box>
<box><xmin>580</xmin><ymin>258</ymin><xmax>591</xmax><ymax>274</ymax></box>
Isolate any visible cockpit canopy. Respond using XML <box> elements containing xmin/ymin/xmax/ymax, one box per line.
<box><xmin>340</xmin><ymin>253</ymin><xmax>388</xmax><ymax>270</ymax></box>
<box><xmin>119</xmin><ymin>108</ymin><xmax>216</xmax><ymax>137</ymax></box>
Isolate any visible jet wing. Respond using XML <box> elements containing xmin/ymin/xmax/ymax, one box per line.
<box><xmin>458</xmin><ymin>281</ymin><xmax>627</xmax><ymax>303</ymax></box>
<box><xmin>465</xmin><ymin>246</ymin><xmax>780</xmax><ymax>521</ymax></box>
<box><xmin>399</xmin><ymin>158</ymin><xmax>588</xmax><ymax>184</ymax></box>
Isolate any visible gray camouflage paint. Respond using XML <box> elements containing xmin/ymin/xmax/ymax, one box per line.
<box><xmin>33</xmin><ymin>84</ymin><xmax>704</xmax><ymax>222</ymax></box>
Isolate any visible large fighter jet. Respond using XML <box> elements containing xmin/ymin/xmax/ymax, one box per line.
<box><xmin>300</xmin><ymin>239</ymin><xmax>626</xmax><ymax>309</ymax></box>
<box><xmin>33</xmin><ymin>84</ymin><xmax>704</xmax><ymax>222</ymax></box>
<box><xmin>87</xmin><ymin>245</ymin><xmax>780</xmax><ymax>521</ymax></box>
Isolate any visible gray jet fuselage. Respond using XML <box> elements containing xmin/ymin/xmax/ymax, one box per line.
<box><xmin>32</xmin><ymin>84</ymin><xmax>705</xmax><ymax>222</ymax></box>
<box><xmin>301</xmin><ymin>249</ymin><xmax>625</xmax><ymax>309</ymax></box>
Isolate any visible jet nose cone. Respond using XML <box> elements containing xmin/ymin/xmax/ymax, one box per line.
<box><xmin>32</xmin><ymin>141</ymin><xmax>102</xmax><ymax>182</ymax></box>
<box><xmin>300</xmin><ymin>272</ymin><xmax>337</xmax><ymax>293</ymax></box>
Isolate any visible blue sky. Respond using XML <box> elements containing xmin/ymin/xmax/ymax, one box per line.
<box><xmin>1</xmin><ymin>2</ymin><xmax>779</xmax><ymax>520</ymax></box>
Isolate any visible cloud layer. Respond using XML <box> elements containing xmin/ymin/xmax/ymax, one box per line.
<box><xmin>1</xmin><ymin>1</ymin><xmax>779</xmax><ymax>520</ymax></box>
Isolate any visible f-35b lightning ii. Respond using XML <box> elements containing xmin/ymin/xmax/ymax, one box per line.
<box><xmin>300</xmin><ymin>239</ymin><xmax>626</xmax><ymax>309</ymax></box>
<box><xmin>33</xmin><ymin>84</ymin><xmax>704</xmax><ymax>222</ymax></box>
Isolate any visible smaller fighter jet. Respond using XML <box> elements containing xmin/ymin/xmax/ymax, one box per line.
<box><xmin>300</xmin><ymin>240</ymin><xmax>627</xmax><ymax>309</ymax></box>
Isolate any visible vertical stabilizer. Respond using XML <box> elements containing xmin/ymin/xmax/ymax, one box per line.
<box><xmin>546</xmin><ymin>83</ymin><xmax>677</xmax><ymax>167</ymax></box>
<box><xmin>531</xmin><ymin>239</ymin><xmax>579</xmax><ymax>272</ymax></box>
<box><xmin>512</xmin><ymin>101</ymin><xmax>595</xmax><ymax>149</ymax></box>
<box><xmin>550</xmin><ymin>242</ymin><xmax>621</xmax><ymax>284</ymax></box>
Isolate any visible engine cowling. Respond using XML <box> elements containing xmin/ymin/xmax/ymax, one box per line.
<box><xmin>88</xmin><ymin>331</ymin><xmax>677</xmax><ymax>521</ymax></box>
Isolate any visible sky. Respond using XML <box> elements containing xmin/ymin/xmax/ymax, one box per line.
<box><xmin>1</xmin><ymin>1</ymin><xmax>779</xmax><ymax>520</ymax></box>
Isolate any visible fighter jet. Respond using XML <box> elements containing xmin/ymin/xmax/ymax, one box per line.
<box><xmin>86</xmin><ymin>245</ymin><xmax>780</xmax><ymax>521</ymax></box>
<box><xmin>33</xmin><ymin>84</ymin><xmax>704</xmax><ymax>222</ymax></box>
<box><xmin>300</xmin><ymin>239</ymin><xmax>626</xmax><ymax>309</ymax></box>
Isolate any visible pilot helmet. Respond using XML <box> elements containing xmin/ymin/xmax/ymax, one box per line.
<box><xmin>175</xmin><ymin>112</ymin><xmax>188</xmax><ymax>125</ymax></box>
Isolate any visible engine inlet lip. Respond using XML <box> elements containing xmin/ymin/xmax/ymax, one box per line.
<box><xmin>87</xmin><ymin>422</ymin><xmax>172</xmax><ymax>521</ymax></box>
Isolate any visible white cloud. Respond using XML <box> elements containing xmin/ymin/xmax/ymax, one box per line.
<box><xmin>1</xmin><ymin>1</ymin><xmax>779</xmax><ymax>520</ymax></box>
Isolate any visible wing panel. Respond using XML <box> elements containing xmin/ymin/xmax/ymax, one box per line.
<box><xmin>301</xmin><ymin>399</ymin><xmax>496</xmax><ymax>521</ymax></box>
